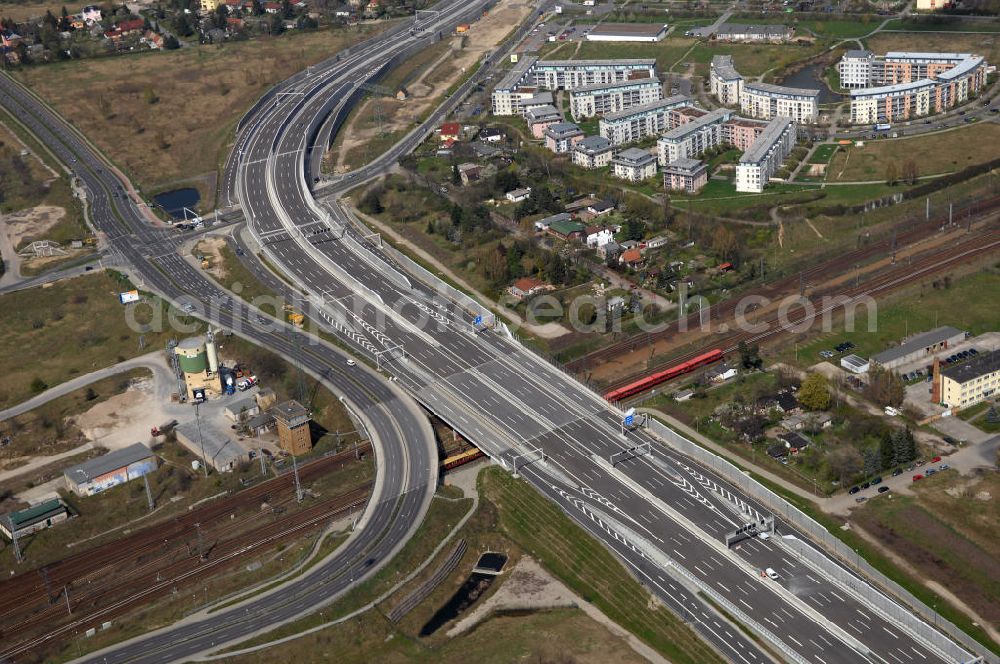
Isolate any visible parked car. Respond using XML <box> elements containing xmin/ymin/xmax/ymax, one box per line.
<box><xmin>871</xmin><ymin>477</ymin><xmax>882</xmax><ymax>485</ymax></box>
<box><xmin>765</xmin><ymin>568</ymin><xmax>780</xmax><ymax>580</ymax></box>
<box><xmin>912</xmin><ymin>474</ymin><xmax>924</xmax><ymax>482</ymax></box>
<box><xmin>819</xmin><ymin>350</ymin><xmax>835</xmax><ymax>358</ymax></box>
<box><xmin>861</xmin><ymin>482</ymin><xmax>870</xmax><ymax>490</ymax></box>
<box><xmin>968</xmin><ymin>348</ymin><xmax>979</xmax><ymax>355</ymax></box>
<box><xmin>891</xmin><ymin>468</ymin><xmax>903</xmax><ymax>477</ymax></box>
<box><xmin>931</xmin><ymin>456</ymin><xmax>941</xmax><ymax>463</ymax></box>
<box><xmin>849</xmin><ymin>486</ymin><xmax>861</xmax><ymax>495</ymax></box>
<box><xmin>926</xmin><ymin>468</ymin><xmax>937</xmax><ymax>476</ymax></box>
<box><xmin>877</xmin><ymin>486</ymin><xmax>890</xmax><ymax>494</ymax></box>
<box><xmin>855</xmin><ymin>496</ymin><xmax>867</xmax><ymax>503</ymax></box>
<box><xmin>939</xmin><ymin>464</ymin><xmax>950</xmax><ymax>471</ymax></box>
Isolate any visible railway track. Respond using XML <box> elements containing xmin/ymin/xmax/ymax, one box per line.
<box><xmin>1</xmin><ymin>484</ymin><xmax>371</xmax><ymax>661</ymax></box>
<box><xmin>568</xmin><ymin>193</ymin><xmax>1000</xmax><ymax>374</ymax></box>
<box><xmin>603</xmin><ymin>227</ymin><xmax>1000</xmax><ymax>398</ymax></box>
<box><xmin>0</xmin><ymin>445</ymin><xmax>369</xmax><ymax>638</ymax></box>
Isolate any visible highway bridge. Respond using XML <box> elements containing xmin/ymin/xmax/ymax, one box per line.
<box><xmin>0</xmin><ymin>2</ymin><xmax>991</xmax><ymax>662</ymax></box>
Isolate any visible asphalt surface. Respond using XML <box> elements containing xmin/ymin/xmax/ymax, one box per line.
<box><xmin>218</xmin><ymin>5</ymin><xmax>975</xmax><ymax>664</ymax></box>
<box><xmin>0</xmin><ymin>65</ymin><xmax>438</xmax><ymax>664</ymax></box>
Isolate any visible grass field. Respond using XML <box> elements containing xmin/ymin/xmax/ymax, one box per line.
<box><xmin>15</xmin><ymin>25</ymin><xmax>384</xmax><ymax>209</ymax></box>
<box><xmin>882</xmin><ymin>17</ymin><xmax>1000</xmax><ymax>33</ymax></box>
<box><xmin>854</xmin><ymin>471</ymin><xmax>1000</xmax><ymax>628</ymax></box>
<box><xmin>0</xmin><ymin>0</ymin><xmax>88</xmax><ymax>21</ymax></box>
<box><xmin>827</xmin><ymin>124</ymin><xmax>1000</xmax><ymax>182</ymax></box>
<box><xmin>687</xmin><ymin>40</ymin><xmax>827</xmax><ymax>77</ymax></box>
<box><xmin>786</xmin><ymin>270</ymin><xmax>1000</xmax><ymax>367</ymax></box>
<box><xmin>0</xmin><ymin>271</ymin><xmax>202</xmax><ymax>410</ymax></box>
<box><xmin>673</xmin><ymin>178</ymin><xmax>893</xmax><ymax>216</ymax></box>
<box><xmin>808</xmin><ymin>143</ymin><xmax>839</xmax><ymax>164</ymax></box>
<box><xmin>539</xmin><ymin>37</ymin><xmax>697</xmax><ymax>71</ymax></box>
<box><xmin>866</xmin><ymin>31</ymin><xmax>1000</xmax><ymax>66</ymax></box>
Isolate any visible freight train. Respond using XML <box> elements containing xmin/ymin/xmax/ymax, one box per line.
<box><xmin>603</xmin><ymin>348</ymin><xmax>724</xmax><ymax>402</ymax></box>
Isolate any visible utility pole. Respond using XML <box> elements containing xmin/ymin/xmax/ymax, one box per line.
<box><xmin>143</xmin><ymin>473</ymin><xmax>154</xmax><ymax>512</ymax></box>
<box><xmin>195</xmin><ymin>403</ymin><xmax>209</xmax><ymax>478</ymax></box>
<box><xmin>195</xmin><ymin>522</ymin><xmax>205</xmax><ymax>561</ymax></box>
<box><xmin>948</xmin><ymin>202</ymin><xmax>953</xmax><ymax>226</ymax></box>
<box><xmin>63</xmin><ymin>585</ymin><xmax>71</xmax><ymax>615</ymax></box>
<box><xmin>292</xmin><ymin>455</ymin><xmax>303</xmax><ymax>503</ymax></box>
<box><xmin>259</xmin><ymin>446</ymin><xmax>267</xmax><ymax>476</ymax></box>
<box><xmin>10</xmin><ymin>523</ymin><xmax>23</xmax><ymax>564</ymax></box>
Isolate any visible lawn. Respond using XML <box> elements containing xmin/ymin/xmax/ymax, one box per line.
<box><xmin>14</xmin><ymin>24</ymin><xmax>385</xmax><ymax>209</ymax></box>
<box><xmin>0</xmin><ymin>0</ymin><xmax>89</xmax><ymax>21</ymax></box>
<box><xmin>808</xmin><ymin>143</ymin><xmax>839</xmax><ymax>164</ymax></box>
<box><xmin>882</xmin><ymin>17</ymin><xmax>1000</xmax><ymax>33</ymax></box>
<box><xmin>853</xmin><ymin>471</ymin><xmax>1000</xmax><ymax>628</ymax></box>
<box><xmin>827</xmin><ymin>124</ymin><xmax>1000</xmax><ymax>182</ymax></box>
<box><xmin>786</xmin><ymin>271</ymin><xmax>1000</xmax><ymax>368</ymax></box>
<box><xmin>672</xmin><ymin>178</ymin><xmax>893</xmax><ymax>217</ymax></box>
<box><xmin>687</xmin><ymin>40</ymin><xmax>827</xmax><ymax>77</ymax></box>
<box><xmin>0</xmin><ymin>271</ymin><xmax>203</xmax><ymax>410</ymax></box>
<box><xmin>539</xmin><ymin>37</ymin><xmax>698</xmax><ymax>71</ymax></box>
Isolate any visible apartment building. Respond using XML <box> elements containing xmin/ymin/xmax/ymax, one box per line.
<box><xmin>663</xmin><ymin>158</ymin><xmax>708</xmax><ymax>193</ymax></box>
<box><xmin>492</xmin><ymin>55</ymin><xmax>540</xmax><ymax>115</ymax></box>
<box><xmin>544</xmin><ymin>122</ymin><xmax>585</xmax><ymax>153</ymax></box>
<box><xmin>611</xmin><ymin>148</ymin><xmax>658</xmax><ymax>182</ymax></box>
<box><xmin>735</xmin><ymin>117</ymin><xmax>796</xmax><ymax>193</ymax></box>
<box><xmin>526</xmin><ymin>104</ymin><xmax>564</xmax><ymax>138</ymax></box>
<box><xmin>849</xmin><ymin>79</ymin><xmax>935</xmax><ymax>124</ymax></box>
<box><xmin>939</xmin><ymin>348</ymin><xmax>1000</xmax><ymax>409</ymax></box>
<box><xmin>839</xmin><ymin>49</ymin><xmax>874</xmax><ymax>89</ymax></box>
<box><xmin>740</xmin><ymin>82</ymin><xmax>819</xmax><ymax>123</ymax></box>
<box><xmin>722</xmin><ymin>117</ymin><xmax>769</xmax><ymax>151</ymax></box>
<box><xmin>572</xmin><ymin>135</ymin><xmax>614</xmax><ymax>169</ymax></box>
<box><xmin>710</xmin><ymin>55</ymin><xmax>743</xmax><ymax>106</ymax></box>
<box><xmin>656</xmin><ymin>108</ymin><xmax>733</xmax><ymax>165</ymax></box>
<box><xmin>599</xmin><ymin>95</ymin><xmax>693</xmax><ymax>145</ymax></box>
<box><xmin>569</xmin><ymin>77</ymin><xmax>662</xmax><ymax>120</ymax></box>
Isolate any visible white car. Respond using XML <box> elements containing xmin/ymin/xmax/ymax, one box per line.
<box><xmin>346</xmin><ymin>359</ymin><xmax>356</xmax><ymax>367</ymax></box>
<box><xmin>757</xmin><ymin>532</ymin><xmax>770</xmax><ymax>541</ymax></box>
<box><xmin>765</xmin><ymin>567</ymin><xmax>780</xmax><ymax>580</ymax></box>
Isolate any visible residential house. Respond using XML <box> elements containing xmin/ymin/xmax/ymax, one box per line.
<box><xmin>534</xmin><ymin>212</ymin><xmax>572</xmax><ymax>231</ymax></box>
<box><xmin>505</xmin><ymin>187</ymin><xmax>532</xmax><ymax>203</ymax></box>
<box><xmin>439</xmin><ymin>122</ymin><xmax>461</xmax><ymax>141</ymax></box>
<box><xmin>586</xmin><ymin>227</ymin><xmax>615</xmax><ymax>248</ymax></box>
<box><xmin>457</xmin><ymin>163</ymin><xmax>481</xmax><ymax>186</ymax></box>
<box><xmin>547</xmin><ymin>218</ymin><xmax>586</xmax><ymax>240</ymax></box>
<box><xmin>82</xmin><ymin>5</ymin><xmax>103</xmax><ymax>24</ymax></box>
<box><xmin>544</xmin><ymin>122</ymin><xmax>584</xmax><ymax>154</ymax></box>
<box><xmin>777</xmin><ymin>431</ymin><xmax>811</xmax><ymax>452</ymax></box>
<box><xmin>619</xmin><ymin>248</ymin><xmax>643</xmax><ymax>267</ymax></box>
<box><xmin>611</xmin><ymin>148</ymin><xmax>657</xmax><ymax>182</ymax></box>
<box><xmin>525</xmin><ymin>104</ymin><xmax>563</xmax><ymax>138</ymax></box>
<box><xmin>479</xmin><ymin>127</ymin><xmax>504</xmax><ymax>142</ymax></box>
<box><xmin>705</xmin><ymin>364</ymin><xmax>737</xmax><ymax>383</ymax></box>
<box><xmin>646</xmin><ymin>235</ymin><xmax>670</xmax><ymax>249</ymax></box>
<box><xmin>264</xmin><ymin>1</ymin><xmax>282</xmax><ymax>12</ymax></box>
<box><xmin>598</xmin><ymin>240</ymin><xmax>621</xmax><ymax>260</ymax></box>
<box><xmin>663</xmin><ymin>158</ymin><xmax>708</xmax><ymax>194</ymax></box>
<box><xmin>508</xmin><ymin>277</ymin><xmax>553</xmax><ymax>300</ymax></box>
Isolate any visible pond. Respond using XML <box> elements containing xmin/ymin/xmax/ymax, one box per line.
<box><xmin>153</xmin><ymin>188</ymin><xmax>200</xmax><ymax>220</ymax></box>
<box><xmin>778</xmin><ymin>63</ymin><xmax>845</xmax><ymax>104</ymax></box>
<box><xmin>419</xmin><ymin>572</ymin><xmax>496</xmax><ymax>636</ymax></box>
<box><xmin>474</xmin><ymin>551</ymin><xmax>508</xmax><ymax>573</ymax></box>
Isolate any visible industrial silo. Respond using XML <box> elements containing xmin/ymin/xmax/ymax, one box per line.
<box><xmin>175</xmin><ymin>337</ymin><xmax>208</xmax><ymax>374</ymax></box>
<box><xmin>205</xmin><ymin>332</ymin><xmax>219</xmax><ymax>375</ymax></box>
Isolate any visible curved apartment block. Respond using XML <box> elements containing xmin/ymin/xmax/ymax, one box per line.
<box><xmin>709</xmin><ymin>56</ymin><xmax>818</xmax><ymax>123</ymax></box>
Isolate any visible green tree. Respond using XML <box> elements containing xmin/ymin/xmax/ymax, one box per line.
<box><xmin>865</xmin><ymin>364</ymin><xmax>904</xmax><ymax>407</ymax></box>
<box><xmin>885</xmin><ymin>161</ymin><xmax>898</xmax><ymax>186</ymax></box>
<box><xmin>890</xmin><ymin>428</ymin><xmax>917</xmax><ymax>465</ymax></box>
<box><xmin>798</xmin><ymin>373</ymin><xmax>830</xmax><ymax>411</ymax></box>
<box><xmin>30</xmin><ymin>377</ymin><xmax>48</xmax><ymax>394</ymax></box>
<box><xmin>737</xmin><ymin>340</ymin><xmax>762</xmax><ymax>370</ymax></box>
<box><xmin>451</xmin><ymin>162</ymin><xmax>460</xmax><ymax>185</ymax></box>
<box><xmin>878</xmin><ymin>436</ymin><xmax>894</xmax><ymax>471</ymax></box>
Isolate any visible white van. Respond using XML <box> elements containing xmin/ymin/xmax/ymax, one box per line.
<box><xmin>765</xmin><ymin>568</ymin><xmax>780</xmax><ymax>580</ymax></box>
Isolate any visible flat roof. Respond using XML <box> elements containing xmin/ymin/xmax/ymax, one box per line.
<box><xmin>740</xmin><ymin>117</ymin><xmax>793</xmax><ymax>164</ymax></box>
<box><xmin>495</xmin><ymin>55</ymin><xmax>538</xmax><ymax>91</ymax></box>
<box><xmin>601</xmin><ymin>94</ymin><xmax>692</xmax><ymax>122</ymax></box>
<box><xmin>942</xmin><ymin>348</ymin><xmax>1000</xmax><ymax>384</ymax></box>
<box><xmin>614</xmin><ymin>147</ymin><xmax>655</xmax><ymax>164</ymax></box>
<box><xmin>711</xmin><ymin>54</ymin><xmax>742</xmax><ymax>81</ymax></box>
<box><xmin>936</xmin><ymin>55</ymin><xmax>984</xmax><ymax>81</ymax></box>
<box><xmin>63</xmin><ymin>443</ymin><xmax>155</xmax><ymax>485</ymax></box>
<box><xmin>841</xmin><ymin>354</ymin><xmax>869</xmax><ymax>369</ymax></box>
<box><xmin>536</xmin><ymin>58</ymin><xmax>656</xmax><ymax>68</ymax></box>
<box><xmin>871</xmin><ymin>326</ymin><xmax>964</xmax><ymax>364</ymax></box>
<box><xmin>664</xmin><ymin>157</ymin><xmax>706</xmax><ymax>173</ymax></box>
<box><xmin>575</xmin><ymin>134</ymin><xmax>612</xmax><ymax>152</ymax></box>
<box><xmin>851</xmin><ymin>78</ymin><xmax>937</xmax><ymax>97</ymax></box>
<box><xmin>884</xmin><ymin>51</ymin><xmax>971</xmax><ymax>62</ymax></box>
<box><xmin>587</xmin><ymin>22</ymin><xmax>668</xmax><ymax>37</ymax></box>
<box><xmin>545</xmin><ymin>121</ymin><xmax>583</xmax><ymax>137</ymax></box>
<box><xmin>526</xmin><ymin>104</ymin><xmax>562</xmax><ymax>120</ymax></box>
<box><xmin>744</xmin><ymin>81</ymin><xmax>819</xmax><ymax>98</ymax></box>
<box><xmin>659</xmin><ymin>108</ymin><xmax>731</xmax><ymax>141</ymax></box>
<box><xmin>844</xmin><ymin>49</ymin><xmax>872</xmax><ymax>59</ymax></box>
<box><xmin>570</xmin><ymin>76</ymin><xmax>659</xmax><ymax>95</ymax></box>
<box><xmin>175</xmin><ymin>422</ymin><xmax>246</xmax><ymax>470</ymax></box>
<box><xmin>6</xmin><ymin>499</ymin><xmax>67</xmax><ymax>527</ymax></box>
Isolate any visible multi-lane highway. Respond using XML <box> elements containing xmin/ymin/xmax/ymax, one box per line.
<box><xmin>0</xmin><ymin>58</ymin><xmax>439</xmax><ymax>664</ymax></box>
<box><xmin>220</xmin><ymin>5</ymin><xmax>983</xmax><ymax>664</ymax></box>
<box><xmin>0</xmin><ymin>2</ymin><xmax>990</xmax><ymax>662</ymax></box>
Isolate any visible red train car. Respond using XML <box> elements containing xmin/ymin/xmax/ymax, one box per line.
<box><xmin>604</xmin><ymin>348</ymin><xmax>724</xmax><ymax>402</ymax></box>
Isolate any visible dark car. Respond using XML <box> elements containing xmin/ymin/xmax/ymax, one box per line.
<box><xmin>878</xmin><ymin>486</ymin><xmax>890</xmax><ymax>494</ymax></box>
<box><xmin>871</xmin><ymin>476</ymin><xmax>882</xmax><ymax>485</ymax></box>
<box><xmin>891</xmin><ymin>468</ymin><xmax>902</xmax><ymax>477</ymax></box>
<box><xmin>968</xmin><ymin>348</ymin><xmax>979</xmax><ymax>355</ymax></box>
<box><xmin>926</xmin><ymin>468</ymin><xmax>937</xmax><ymax>476</ymax></box>
<box><xmin>861</xmin><ymin>482</ymin><xmax>870</xmax><ymax>490</ymax></box>
<box><xmin>849</xmin><ymin>486</ymin><xmax>861</xmax><ymax>495</ymax></box>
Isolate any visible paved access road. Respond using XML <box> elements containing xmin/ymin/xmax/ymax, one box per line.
<box><xmin>220</xmin><ymin>5</ymin><xmax>978</xmax><ymax>664</ymax></box>
<box><xmin>0</xmin><ymin>59</ymin><xmax>438</xmax><ymax>664</ymax></box>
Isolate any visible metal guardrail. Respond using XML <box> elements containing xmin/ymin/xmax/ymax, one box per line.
<box><xmin>643</xmin><ymin>418</ymin><xmax>993</xmax><ymax>664</ymax></box>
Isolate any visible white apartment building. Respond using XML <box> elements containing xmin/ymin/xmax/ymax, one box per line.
<box><xmin>838</xmin><ymin>49</ymin><xmax>874</xmax><ymax>89</ymax></box>
<box><xmin>849</xmin><ymin>79</ymin><xmax>935</xmax><ymax>124</ymax></box>
<box><xmin>740</xmin><ymin>82</ymin><xmax>819</xmax><ymax>123</ymax></box>
<box><xmin>656</xmin><ymin>108</ymin><xmax>733</xmax><ymax>165</ymax></box>
<box><xmin>544</xmin><ymin>122</ymin><xmax>585</xmax><ymax>154</ymax></box>
<box><xmin>940</xmin><ymin>349</ymin><xmax>1000</xmax><ymax>409</ymax></box>
<box><xmin>572</xmin><ymin>135</ymin><xmax>614</xmax><ymax>169</ymax></box>
<box><xmin>710</xmin><ymin>55</ymin><xmax>743</xmax><ymax>106</ymax></box>
<box><xmin>611</xmin><ymin>147</ymin><xmax>658</xmax><ymax>182</ymax></box>
<box><xmin>492</xmin><ymin>56</ymin><xmax>658</xmax><ymax>115</ymax></box>
<box><xmin>569</xmin><ymin>77</ymin><xmax>662</xmax><ymax>120</ymax></box>
<box><xmin>735</xmin><ymin>117</ymin><xmax>796</xmax><ymax>193</ymax></box>
<box><xmin>598</xmin><ymin>95</ymin><xmax>693</xmax><ymax>145</ymax></box>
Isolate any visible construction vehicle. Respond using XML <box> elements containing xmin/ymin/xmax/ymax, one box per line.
<box><xmin>150</xmin><ymin>419</ymin><xmax>179</xmax><ymax>437</ymax></box>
